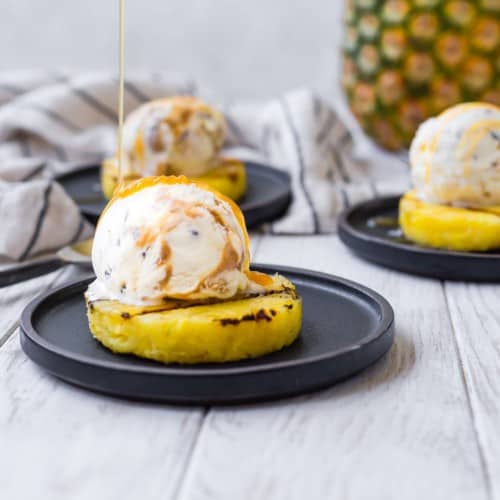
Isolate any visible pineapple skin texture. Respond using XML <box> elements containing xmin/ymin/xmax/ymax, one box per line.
<box><xmin>400</xmin><ymin>191</ymin><xmax>500</xmax><ymax>251</ymax></box>
<box><xmin>86</xmin><ymin>277</ymin><xmax>302</xmax><ymax>364</ymax></box>
<box><xmin>101</xmin><ymin>158</ymin><xmax>247</xmax><ymax>201</ymax></box>
<box><xmin>342</xmin><ymin>0</ymin><xmax>500</xmax><ymax>151</ymax></box>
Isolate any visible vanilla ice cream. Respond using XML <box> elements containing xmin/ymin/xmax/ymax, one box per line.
<box><xmin>410</xmin><ymin>102</ymin><xmax>500</xmax><ymax>207</ymax></box>
<box><xmin>87</xmin><ymin>177</ymin><xmax>260</xmax><ymax>306</ymax></box>
<box><xmin>117</xmin><ymin>96</ymin><xmax>226</xmax><ymax>179</ymax></box>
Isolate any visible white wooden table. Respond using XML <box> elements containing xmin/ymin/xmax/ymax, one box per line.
<box><xmin>1</xmin><ymin>230</ymin><xmax>499</xmax><ymax>500</ymax></box>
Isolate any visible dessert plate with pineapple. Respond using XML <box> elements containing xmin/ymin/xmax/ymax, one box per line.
<box><xmin>57</xmin><ymin>96</ymin><xmax>291</xmax><ymax>228</ymax></box>
<box><xmin>339</xmin><ymin>103</ymin><xmax>500</xmax><ymax>282</ymax></box>
<box><xmin>20</xmin><ymin>176</ymin><xmax>394</xmax><ymax>404</ymax></box>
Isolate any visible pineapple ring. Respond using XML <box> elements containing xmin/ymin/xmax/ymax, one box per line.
<box><xmin>86</xmin><ymin>274</ymin><xmax>302</xmax><ymax>364</ymax></box>
<box><xmin>101</xmin><ymin>157</ymin><xmax>246</xmax><ymax>201</ymax></box>
<box><xmin>399</xmin><ymin>191</ymin><xmax>500</xmax><ymax>252</ymax></box>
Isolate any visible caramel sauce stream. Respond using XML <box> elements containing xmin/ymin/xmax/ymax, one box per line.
<box><xmin>117</xmin><ymin>0</ymin><xmax>125</xmax><ymax>186</ymax></box>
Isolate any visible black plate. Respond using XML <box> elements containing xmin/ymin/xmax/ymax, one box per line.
<box><xmin>57</xmin><ymin>162</ymin><xmax>291</xmax><ymax>228</ymax></box>
<box><xmin>338</xmin><ymin>195</ymin><xmax>500</xmax><ymax>282</ymax></box>
<box><xmin>20</xmin><ymin>264</ymin><xmax>394</xmax><ymax>405</ymax></box>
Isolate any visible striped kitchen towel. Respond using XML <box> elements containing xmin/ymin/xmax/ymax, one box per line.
<box><xmin>0</xmin><ymin>70</ymin><xmax>409</xmax><ymax>265</ymax></box>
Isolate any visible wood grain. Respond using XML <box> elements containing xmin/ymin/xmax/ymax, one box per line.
<box><xmin>0</xmin><ymin>266</ymin><xmax>205</xmax><ymax>500</ymax></box>
<box><xmin>0</xmin><ymin>235</ymin><xmax>265</xmax><ymax>500</ymax></box>
<box><xmin>1</xmin><ymin>334</ymin><xmax>205</xmax><ymax>500</ymax></box>
<box><xmin>0</xmin><ymin>268</ymin><xmax>63</xmax><ymax>347</ymax></box>
<box><xmin>445</xmin><ymin>281</ymin><xmax>500</xmax><ymax>500</ymax></box>
<box><xmin>177</xmin><ymin>235</ymin><xmax>489</xmax><ymax>500</ymax></box>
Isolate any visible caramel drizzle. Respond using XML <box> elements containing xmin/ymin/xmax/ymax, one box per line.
<box><xmin>133</xmin><ymin>96</ymin><xmax>226</xmax><ymax>176</ymax></box>
<box><xmin>457</xmin><ymin>118</ymin><xmax>500</xmax><ymax>176</ymax></box>
<box><xmin>107</xmin><ymin>176</ymin><xmax>250</xmax><ymax>266</ymax></box>
<box><xmin>423</xmin><ymin>103</ymin><xmax>499</xmax><ymax>184</ymax></box>
<box><xmin>130</xmin><ymin>193</ymin><xmax>249</xmax><ymax>297</ymax></box>
<box><xmin>117</xmin><ymin>0</ymin><xmax>125</xmax><ymax>186</ymax></box>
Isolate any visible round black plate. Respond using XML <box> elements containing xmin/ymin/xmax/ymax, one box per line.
<box><xmin>20</xmin><ymin>264</ymin><xmax>394</xmax><ymax>405</ymax></box>
<box><xmin>338</xmin><ymin>195</ymin><xmax>500</xmax><ymax>282</ymax></box>
<box><xmin>57</xmin><ymin>162</ymin><xmax>291</xmax><ymax>228</ymax></box>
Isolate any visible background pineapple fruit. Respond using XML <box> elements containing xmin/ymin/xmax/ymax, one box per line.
<box><xmin>342</xmin><ymin>0</ymin><xmax>500</xmax><ymax>150</ymax></box>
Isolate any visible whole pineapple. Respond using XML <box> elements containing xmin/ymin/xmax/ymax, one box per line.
<box><xmin>342</xmin><ymin>0</ymin><xmax>500</xmax><ymax>150</ymax></box>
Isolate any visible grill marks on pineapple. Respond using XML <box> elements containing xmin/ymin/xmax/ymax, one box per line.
<box><xmin>467</xmin><ymin>207</ymin><xmax>500</xmax><ymax>217</ymax></box>
<box><xmin>87</xmin><ymin>284</ymin><xmax>298</xmax><ymax>321</ymax></box>
<box><xmin>218</xmin><ymin>305</ymin><xmax>291</xmax><ymax>327</ymax></box>
<box><xmin>216</xmin><ymin>295</ymin><xmax>297</xmax><ymax>327</ymax></box>
<box><xmin>219</xmin><ymin>309</ymin><xmax>273</xmax><ymax>326</ymax></box>
<box><xmin>226</xmin><ymin>166</ymin><xmax>240</xmax><ymax>184</ymax></box>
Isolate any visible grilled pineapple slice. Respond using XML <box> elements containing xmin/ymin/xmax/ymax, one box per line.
<box><xmin>86</xmin><ymin>274</ymin><xmax>301</xmax><ymax>364</ymax></box>
<box><xmin>101</xmin><ymin>158</ymin><xmax>140</xmax><ymax>199</ymax></box>
<box><xmin>194</xmin><ymin>158</ymin><xmax>247</xmax><ymax>201</ymax></box>
<box><xmin>101</xmin><ymin>157</ymin><xmax>246</xmax><ymax>201</ymax></box>
<box><xmin>400</xmin><ymin>191</ymin><xmax>500</xmax><ymax>252</ymax></box>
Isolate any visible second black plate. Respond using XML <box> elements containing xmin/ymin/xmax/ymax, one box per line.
<box><xmin>338</xmin><ymin>195</ymin><xmax>500</xmax><ymax>282</ymax></box>
<box><xmin>20</xmin><ymin>264</ymin><xmax>394</xmax><ymax>405</ymax></box>
<box><xmin>57</xmin><ymin>162</ymin><xmax>291</xmax><ymax>228</ymax></box>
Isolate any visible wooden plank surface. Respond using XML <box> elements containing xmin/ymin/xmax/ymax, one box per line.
<box><xmin>0</xmin><ymin>236</ymin><xmax>265</xmax><ymax>500</ymax></box>
<box><xmin>445</xmin><ymin>282</ymin><xmax>500</xmax><ymax>500</ymax></box>
<box><xmin>176</xmin><ymin>235</ymin><xmax>489</xmax><ymax>500</ymax></box>
<box><xmin>0</xmin><ymin>268</ymin><xmax>64</xmax><ymax>347</ymax></box>
<box><xmin>0</xmin><ymin>266</ymin><xmax>205</xmax><ymax>500</ymax></box>
<box><xmin>0</xmin><ymin>234</ymin><xmax>497</xmax><ymax>499</ymax></box>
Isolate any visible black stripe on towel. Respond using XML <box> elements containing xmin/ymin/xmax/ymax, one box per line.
<box><xmin>18</xmin><ymin>136</ymin><xmax>31</xmax><ymax>157</ymax></box>
<box><xmin>0</xmin><ymin>83</ymin><xmax>26</xmax><ymax>96</ymax></box>
<box><xmin>122</xmin><ymin>80</ymin><xmax>151</xmax><ymax>103</ymax></box>
<box><xmin>339</xmin><ymin>130</ymin><xmax>350</xmax><ymax>148</ymax></box>
<box><xmin>52</xmin><ymin>144</ymin><xmax>68</xmax><ymax>161</ymax></box>
<box><xmin>330</xmin><ymin>146</ymin><xmax>351</xmax><ymax>183</ymax></box>
<box><xmin>340</xmin><ymin>187</ymin><xmax>350</xmax><ymax>209</ymax></box>
<box><xmin>20</xmin><ymin>104</ymin><xmax>82</xmax><ymax>133</ymax></box>
<box><xmin>225</xmin><ymin>115</ymin><xmax>253</xmax><ymax>148</ymax></box>
<box><xmin>71</xmin><ymin>87</ymin><xmax>118</xmax><ymax>121</ymax></box>
<box><xmin>19</xmin><ymin>182</ymin><xmax>53</xmax><ymax>261</ymax></box>
<box><xmin>280</xmin><ymin>98</ymin><xmax>320</xmax><ymax>234</ymax></box>
<box><xmin>22</xmin><ymin>162</ymin><xmax>47</xmax><ymax>181</ymax></box>
<box><xmin>69</xmin><ymin>217</ymin><xmax>85</xmax><ymax>245</ymax></box>
<box><xmin>30</xmin><ymin>216</ymin><xmax>85</xmax><ymax>259</ymax></box>
<box><xmin>315</xmin><ymin>111</ymin><xmax>336</xmax><ymax>145</ymax></box>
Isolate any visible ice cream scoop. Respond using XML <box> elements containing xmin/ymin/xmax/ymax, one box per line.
<box><xmin>410</xmin><ymin>102</ymin><xmax>500</xmax><ymax>207</ymax></box>
<box><xmin>118</xmin><ymin>96</ymin><xmax>226</xmax><ymax>178</ymax></box>
<box><xmin>88</xmin><ymin>177</ymin><xmax>260</xmax><ymax>306</ymax></box>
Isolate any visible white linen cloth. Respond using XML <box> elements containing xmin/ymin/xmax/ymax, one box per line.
<box><xmin>0</xmin><ymin>70</ymin><xmax>408</xmax><ymax>266</ymax></box>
